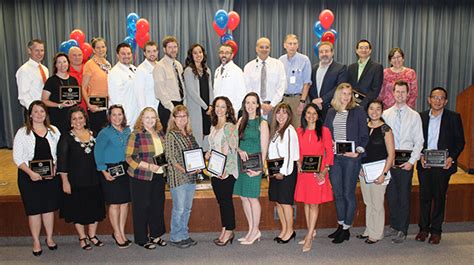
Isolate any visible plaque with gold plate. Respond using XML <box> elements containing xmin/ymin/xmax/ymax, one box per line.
<box><xmin>424</xmin><ymin>149</ymin><xmax>448</xmax><ymax>168</ymax></box>
<box><xmin>301</xmin><ymin>155</ymin><xmax>323</xmax><ymax>173</ymax></box>
<box><xmin>60</xmin><ymin>85</ymin><xmax>81</xmax><ymax>102</ymax></box>
<box><xmin>29</xmin><ymin>159</ymin><xmax>53</xmax><ymax>178</ymax></box>
<box><xmin>89</xmin><ymin>96</ymin><xmax>108</xmax><ymax>110</ymax></box>
<box><xmin>394</xmin><ymin>149</ymin><xmax>411</xmax><ymax>166</ymax></box>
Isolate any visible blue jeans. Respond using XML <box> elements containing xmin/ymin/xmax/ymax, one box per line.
<box><xmin>329</xmin><ymin>155</ymin><xmax>361</xmax><ymax>226</ymax></box>
<box><xmin>170</xmin><ymin>183</ymin><xmax>196</xmax><ymax>242</ymax></box>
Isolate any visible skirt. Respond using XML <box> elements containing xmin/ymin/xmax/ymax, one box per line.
<box><xmin>268</xmin><ymin>163</ymin><xmax>297</xmax><ymax>205</ymax></box>
<box><xmin>60</xmin><ymin>184</ymin><xmax>106</xmax><ymax>225</ymax></box>
<box><xmin>100</xmin><ymin>163</ymin><xmax>131</xmax><ymax>204</ymax></box>
<box><xmin>18</xmin><ymin>170</ymin><xmax>62</xmax><ymax>215</ymax></box>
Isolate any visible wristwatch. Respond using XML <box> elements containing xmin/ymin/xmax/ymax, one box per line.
<box><xmin>57</xmin><ymin>103</ymin><xmax>63</xmax><ymax>109</ymax></box>
<box><xmin>383</xmin><ymin>172</ymin><xmax>388</xmax><ymax>176</ymax></box>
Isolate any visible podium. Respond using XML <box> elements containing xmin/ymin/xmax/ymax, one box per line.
<box><xmin>456</xmin><ymin>85</ymin><xmax>474</xmax><ymax>174</ymax></box>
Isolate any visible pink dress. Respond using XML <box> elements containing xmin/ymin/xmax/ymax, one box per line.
<box><xmin>294</xmin><ymin>127</ymin><xmax>334</xmax><ymax>204</ymax></box>
<box><xmin>379</xmin><ymin>67</ymin><xmax>418</xmax><ymax>110</ymax></box>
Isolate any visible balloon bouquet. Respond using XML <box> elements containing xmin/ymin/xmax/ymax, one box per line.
<box><xmin>313</xmin><ymin>9</ymin><xmax>338</xmax><ymax>57</ymax></box>
<box><xmin>212</xmin><ymin>9</ymin><xmax>240</xmax><ymax>57</ymax></box>
<box><xmin>123</xmin><ymin>12</ymin><xmax>151</xmax><ymax>53</ymax></box>
<box><xmin>59</xmin><ymin>29</ymin><xmax>93</xmax><ymax>63</ymax></box>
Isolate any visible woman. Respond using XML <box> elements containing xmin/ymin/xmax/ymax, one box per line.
<box><xmin>183</xmin><ymin>43</ymin><xmax>213</xmax><ymax>150</ymax></box>
<box><xmin>41</xmin><ymin>52</ymin><xmax>77</xmax><ymax>134</ymax></box>
<box><xmin>294</xmin><ymin>103</ymin><xmax>334</xmax><ymax>252</ymax></box>
<box><xmin>165</xmin><ymin>105</ymin><xmax>200</xmax><ymax>248</ymax></box>
<box><xmin>94</xmin><ymin>105</ymin><xmax>132</xmax><ymax>248</ymax></box>
<box><xmin>82</xmin><ymin>37</ymin><xmax>111</xmax><ymax>135</ymax></box>
<box><xmin>378</xmin><ymin>47</ymin><xmax>418</xmax><ymax>110</ymax></box>
<box><xmin>267</xmin><ymin>103</ymin><xmax>299</xmax><ymax>244</ymax></box>
<box><xmin>358</xmin><ymin>100</ymin><xmax>395</xmax><ymax>244</ymax></box>
<box><xmin>13</xmin><ymin>100</ymin><xmax>62</xmax><ymax>256</ymax></box>
<box><xmin>58</xmin><ymin>107</ymin><xmax>106</xmax><ymax>250</ymax></box>
<box><xmin>125</xmin><ymin>107</ymin><xmax>167</xmax><ymax>249</ymax></box>
<box><xmin>234</xmin><ymin>92</ymin><xmax>269</xmax><ymax>245</ymax></box>
<box><xmin>207</xmin><ymin>96</ymin><xmax>238</xmax><ymax>246</ymax></box>
<box><xmin>324</xmin><ymin>83</ymin><xmax>369</xmax><ymax>244</ymax></box>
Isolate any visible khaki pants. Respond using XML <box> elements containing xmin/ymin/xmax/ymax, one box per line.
<box><xmin>282</xmin><ymin>95</ymin><xmax>302</xmax><ymax>128</ymax></box>
<box><xmin>359</xmin><ymin>176</ymin><xmax>387</xmax><ymax>240</ymax></box>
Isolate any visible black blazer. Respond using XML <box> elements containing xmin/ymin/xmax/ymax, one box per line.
<box><xmin>416</xmin><ymin>109</ymin><xmax>465</xmax><ymax>175</ymax></box>
<box><xmin>347</xmin><ymin>58</ymin><xmax>383</xmax><ymax>109</ymax></box>
<box><xmin>309</xmin><ymin>61</ymin><xmax>347</xmax><ymax>113</ymax></box>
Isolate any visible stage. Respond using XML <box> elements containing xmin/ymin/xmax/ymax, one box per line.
<box><xmin>0</xmin><ymin>148</ymin><xmax>472</xmax><ymax>237</ymax></box>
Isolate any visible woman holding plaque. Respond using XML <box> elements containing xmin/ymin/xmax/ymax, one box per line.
<box><xmin>294</xmin><ymin>103</ymin><xmax>334</xmax><ymax>252</ymax></box>
<box><xmin>13</xmin><ymin>100</ymin><xmax>62</xmax><ymax>256</ymax></box>
<box><xmin>94</xmin><ymin>105</ymin><xmax>132</xmax><ymax>249</ymax></box>
<box><xmin>324</xmin><ymin>83</ymin><xmax>369</xmax><ymax>244</ymax></box>
<box><xmin>41</xmin><ymin>52</ymin><xmax>78</xmax><ymax>134</ymax></box>
<box><xmin>82</xmin><ymin>37</ymin><xmax>111</xmax><ymax>136</ymax></box>
<box><xmin>207</xmin><ymin>96</ymin><xmax>238</xmax><ymax>246</ymax></box>
<box><xmin>57</xmin><ymin>107</ymin><xmax>106</xmax><ymax>250</ymax></box>
<box><xmin>267</xmin><ymin>103</ymin><xmax>299</xmax><ymax>244</ymax></box>
<box><xmin>125</xmin><ymin>107</ymin><xmax>167</xmax><ymax>250</ymax></box>
<box><xmin>358</xmin><ymin>100</ymin><xmax>395</xmax><ymax>244</ymax></box>
<box><xmin>234</xmin><ymin>92</ymin><xmax>269</xmax><ymax>245</ymax></box>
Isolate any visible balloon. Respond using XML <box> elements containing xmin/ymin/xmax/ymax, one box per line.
<box><xmin>70</xmin><ymin>29</ymin><xmax>85</xmax><ymax>45</ymax></box>
<box><xmin>213</xmin><ymin>21</ymin><xmax>226</xmax><ymax>36</ymax></box>
<box><xmin>123</xmin><ymin>36</ymin><xmax>137</xmax><ymax>52</ymax></box>
<box><xmin>313</xmin><ymin>42</ymin><xmax>321</xmax><ymax>57</ymax></box>
<box><xmin>220</xmin><ymin>33</ymin><xmax>234</xmax><ymax>45</ymax></box>
<box><xmin>136</xmin><ymin>18</ymin><xmax>150</xmax><ymax>35</ymax></box>
<box><xmin>330</xmin><ymin>29</ymin><xmax>338</xmax><ymax>41</ymax></box>
<box><xmin>127</xmin><ymin>12</ymin><xmax>140</xmax><ymax>25</ymax></box>
<box><xmin>137</xmin><ymin>32</ymin><xmax>150</xmax><ymax>48</ymax></box>
<box><xmin>225</xmin><ymin>40</ymin><xmax>238</xmax><ymax>57</ymax></box>
<box><xmin>313</xmin><ymin>21</ymin><xmax>325</xmax><ymax>39</ymax></box>
<box><xmin>319</xmin><ymin>9</ymin><xmax>334</xmax><ymax>30</ymax></box>
<box><xmin>59</xmin><ymin>41</ymin><xmax>69</xmax><ymax>53</ymax></box>
<box><xmin>68</xmin><ymin>39</ymin><xmax>79</xmax><ymax>47</ymax></box>
<box><xmin>80</xmin><ymin>42</ymin><xmax>93</xmax><ymax>63</ymax></box>
<box><xmin>127</xmin><ymin>22</ymin><xmax>137</xmax><ymax>37</ymax></box>
<box><xmin>321</xmin><ymin>31</ymin><xmax>336</xmax><ymax>44</ymax></box>
<box><xmin>214</xmin><ymin>9</ymin><xmax>228</xmax><ymax>29</ymax></box>
<box><xmin>227</xmin><ymin>11</ymin><xmax>240</xmax><ymax>31</ymax></box>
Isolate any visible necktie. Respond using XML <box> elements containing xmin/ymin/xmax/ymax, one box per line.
<box><xmin>129</xmin><ymin>67</ymin><xmax>135</xmax><ymax>73</ymax></box>
<box><xmin>173</xmin><ymin>62</ymin><xmax>184</xmax><ymax>99</ymax></box>
<box><xmin>220</xmin><ymin>66</ymin><xmax>225</xmax><ymax>76</ymax></box>
<box><xmin>261</xmin><ymin>61</ymin><xmax>267</xmax><ymax>100</ymax></box>
<box><xmin>394</xmin><ymin>109</ymin><xmax>402</xmax><ymax>148</ymax></box>
<box><xmin>38</xmin><ymin>65</ymin><xmax>47</xmax><ymax>84</ymax></box>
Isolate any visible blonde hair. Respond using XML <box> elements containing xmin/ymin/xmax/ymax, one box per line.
<box><xmin>167</xmin><ymin>105</ymin><xmax>193</xmax><ymax>135</ymax></box>
<box><xmin>331</xmin><ymin>83</ymin><xmax>357</xmax><ymax>112</ymax></box>
<box><xmin>133</xmin><ymin>107</ymin><xmax>163</xmax><ymax>132</ymax></box>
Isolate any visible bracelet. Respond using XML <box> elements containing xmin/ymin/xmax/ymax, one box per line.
<box><xmin>299</xmin><ymin>99</ymin><xmax>306</xmax><ymax>103</ymax></box>
<box><xmin>58</xmin><ymin>103</ymin><xmax>63</xmax><ymax>109</ymax></box>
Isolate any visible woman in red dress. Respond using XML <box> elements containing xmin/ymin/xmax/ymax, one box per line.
<box><xmin>294</xmin><ymin>103</ymin><xmax>334</xmax><ymax>252</ymax></box>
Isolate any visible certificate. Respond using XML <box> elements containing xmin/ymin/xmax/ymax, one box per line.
<box><xmin>153</xmin><ymin>153</ymin><xmax>167</xmax><ymax>166</ymax></box>
<box><xmin>352</xmin><ymin>89</ymin><xmax>366</xmax><ymax>104</ymax></box>
<box><xmin>207</xmin><ymin>149</ymin><xmax>227</xmax><ymax>176</ymax></box>
<box><xmin>394</xmin><ymin>149</ymin><xmax>411</xmax><ymax>166</ymax></box>
<box><xmin>29</xmin><ymin>159</ymin><xmax>53</xmax><ymax>178</ymax></box>
<box><xmin>335</xmin><ymin>141</ymin><xmax>355</xmax><ymax>154</ymax></box>
<box><xmin>107</xmin><ymin>164</ymin><xmax>125</xmax><ymax>178</ymax></box>
<box><xmin>240</xmin><ymin>153</ymin><xmax>263</xmax><ymax>172</ymax></box>
<box><xmin>267</xmin><ymin>158</ymin><xmax>284</xmax><ymax>176</ymax></box>
<box><xmin>301</xmin><ymin>155</ymin><xmax>322</xmax><ymax>172</ymax></box>
<box><xmin>60</xmin><ymin>85</ymin><xmax>81</xmax><ymax>102</ymax></box>
<box><xmin>89</xmin><ymin>96</ymin><xmax>108</xmax><ymax>109</ymax></box>
<box><xmin>183</xmin><ymin>148</ymin><xmax>206</xmax><ymax>173</ymax></box>
<box><xmin>362</xmin><ymin>160</ymin><xmax>390</xmax><ymax>184</ymax></box>
<box><xmin>424</xmin><ymin>149</ymin><xmax>448</xmax><ymax>167</ymax></box>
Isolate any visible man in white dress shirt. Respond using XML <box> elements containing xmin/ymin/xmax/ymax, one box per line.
<box><xmin>16</xmin><ymin>39</ymin><xmax>49</xmax><ymax>113</ymax></box>
<box><xmin>135</xmin><ymin>41</ymin><xmax>160</xmax><ymax>112</ymax></box>
<box><xmin>382</xmin><ymin>80</ymin><xmax>424</xmax><ymax>244</ymax></box>
<box><xmin>108</xmin><ymin>43</ymin><xmax>139</xmax><ymax>126</ymax></box>
<box><xmin>213</xmin><ymin>44</ymin><xmax>246</xmax><ymax>116</ymax></box>
<box><xmin>244</xmin><ymin>37</ymin><xmax>286</xmax><ymax>120</ymax></box>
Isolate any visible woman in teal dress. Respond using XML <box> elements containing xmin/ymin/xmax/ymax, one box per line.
<box><xmin>234</xmin><ymin>92</ymin><xmax>269</xmax><ymax>245</ymax></box>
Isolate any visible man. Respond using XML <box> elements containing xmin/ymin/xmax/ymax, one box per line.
<box><xmin>415</xmin><ymin>87</ymin><xmax>465</xmax><ymax>244</ymax></box>
<box><xmin>68</xmin><ymin>46</ymin><xmax>87</xmax><ymax>111</ymax></box>
<box><xmin>347</xmin><ymin>39</ymin><xmax>383</xmax><ymax>109</ymax></box>
<box><xmin>16</xmin><ymin>39</ymin><xmax>49</xmax><ymax>112</ymax></box>
<box><xmin>244</xmin><ymin>37</ymin><xmax>286</xmax><ymax>120</ymax></box>
<box><xmin>382</xmin><ymin>80</ymin><xmax>424</xmax><ymax>243</ymax></box>
<box><xmin>213</xmin><ymin>44</ymin><xmax>246</xmax><ymax>116</ymax></box>
<box><xmin>309</xmin><ymin>41</ymin><xmax>347</xmax><ymax>119</ymax></box>
<box><xmin>279</xmin><ymin>34</ymin><xmax>312</xmax><ymax>127</ymax></box>
<box><xmin>108</xmin><ymin>43</ymin><xmax>139</xmax><ymax>126</ymax></box>
<box><xmin>135</xmin><ymin>41</ymin><xmax>160</xmax><ymax>112</ymax></box>
<box><xmin>153</xmin><ymin>36</ymin><xmax>185</xmax><ymax>131</ymax></box>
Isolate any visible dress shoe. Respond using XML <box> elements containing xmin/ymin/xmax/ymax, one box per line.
<box><xmin>240</xmin><ymin>231</ymin><xmax>261</xmax><ymax>245</ymax></box>
<box><xmin>328</xmin><ymin>225</ymin><xmax>343</xmax><ymax>239</ymax></box>
<box><xmin>215</xmin><ymin>232</ymin><xmax>234</xmax><ymax>246</ymax></box>
<box><xmin>45</xmin><ymin>239</ymin><xmax>58</xmax><ymax>250</ymax></box>
<box><xmin>299</xmin><ymin>231</ymin><xmax>317</xmax><ymax>245</ymax></box>
<box><xmin>112</xmin><ymin>234</ymin><xmax>131</xmax><ymax>249</ymax></box>
<box><xmin>32</xmin><ymin>249</ymin><xmax>42</xmax><ymax>256</ymax></box>
<box><xmin>365</xmin><ymin>238</ymin><xmax>378</xmax><ymax>244</ymax></box>
<box><xmin>273</xmin><ymin>236</ymin><xmax>281</xmax><ymax>242</ymax></box>
<box><xmin>415</xmin><ymin>231</ymin><xmax>429</xmax><ymax>242</ymax></box>
<box><xmin>302</xmin><ymin>238</ymin><xmax>313</xmax><ymax>253</ymax></box>
<box><xmin>385</xmin><ymin>227</ymin><xmax>398</xmax><ymax>238</ymax></box>
<box><xmin>428</xmin><ymin>234</ymin><xmax>441</xmax><ymax>244</ymax></box>
<box><xmin>332</xmin><ymin>229</ymin><xmax>350</xmax><ymax>244</ymax></box>
<box><xmin>356</xmin><ymin>234</ymin><xmax>368</xmax><ymax>239</ymax></box>
<box><xmin>277</xmin><ymin>231</ymin><xmax>296</xmax><ymax>244</ymax></box>
<box><xmin>391</xmin><ymin>231</ymin><xmax>406</xmax><ymax>244</ymax></box>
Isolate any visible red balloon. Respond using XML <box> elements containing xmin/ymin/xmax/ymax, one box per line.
<box><xmin>136</xmin><ymin>18</ymin><xmax>150</xmax><ymax>36</ymax></box>
<box><xmin>227</xmin><ymin>11</ymin><xmax>240</xmax><ymax>31</ymax></box>
<box><xmin>80</xmin><ymin>42</ymin><xmax>93</xmax><ymax>63</ymax></box>
<box><xmin>137</xmin><ymin>32</ymin><xmax>150</xmax><ymax>48</ymax></box>
<box><xmin>319</xmin><ymin>9</ymin><xmax>334</xmax><ymax>30</ymax></box>
<box><xmin>70</xmin><ymin>29</ymin><xmax>85</xmax><ymax>45</ymax></box>
<box><xmin>321</xmin><ymin>31</ymin><xmax>335</xmax><ymax>45</ymax></box>
<box><xmin>225</xmin><ymin>40</ymin><xmax>238</xmax><ymax>57</ymax></box>
<box><xmin>213</xmin><ymin>21</ymin><xmax>226</xmax><ymax>36</ymax></box>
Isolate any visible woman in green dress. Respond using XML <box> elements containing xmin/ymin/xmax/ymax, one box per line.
<box><xmin>234</xmin><ymin>92</ymin><xmax>269</xmax><ymax>245</ymax></box>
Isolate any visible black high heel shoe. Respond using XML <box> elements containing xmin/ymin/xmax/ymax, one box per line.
<box><xmin>45</xmin><ymin>239</ymin><xmax>58</xmax><ymax>250</ymax></box>
<box><xmin>88</xmin><ymin>235</ymin><xmax>104</xmax><ymax>247</ymax></box>
<box><xmin>112</xmin><ymin>234</ymin><xmax>131</xmax><ymax>249</ymax></box>
<box><xmin>32</xmin><ymin>249</ymin><xmax>42</xmax><ymax>256</ymax></box>
<box><xmin>277</xmin><ymin>231</ymin><xmax>296</xmax><ymax>244</ymax></box>
<box><xmin>215</xmin><ymin>232</ymin><xmax>234</xmax><ymax>246</ymax></box>
<box><xmin>273</xmin><ymin>236</ymin><xmax>281</xmax><ymax>242</ymax></box>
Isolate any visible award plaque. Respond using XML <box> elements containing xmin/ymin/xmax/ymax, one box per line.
<box><xmin>335</xmin><ymin>141</ymin><xmax>355</xmax><ymax>154</ymax></box>
<box><xmin>89</xmin><ymin>96</ymin><xmax>108</xmax><ymax>109</ymax></box>
<box><xmin>424</xmin><ymin>149</ymin><xmax>448</xmax><ymax>167</ymax></box>
<box><xmin>153</xmin><ymin>153</ymin><xmax>167</xmax><ymax>166</ymax></box>
<box><xmin>60</xmin><ymin>85</ymin><xmax>81</xmax><ymax>102</ymax></box>
<box><xmin>394</xmin><ymin>149</ymin><xmax>412</xmax><ymax>166</ymax></box>
<box><xmin>207</xmin><ymin>149</ymin><xmax>227</xmax><ymax>176</ymax></box>
<box><xmin>353</xmin><ymin>89</ymin><xmax>366</xmax><ymax>104</ymax></box>
<box><xmin>183</xmin><ymin>148</ymin><xmax>206</xmax><ymax>173</ymax></box>
<box><xmin>29</xmin><ymin>159</ymin><xmax>53</xmax><ymax>178</ymax></box>
<box><xmin>267</xmin><ymin>158</ymin><xmax>284</xmax><ymax>176</ymax></box>
<box><xmin>301</xmin><ymin>155</ymin><xmax>322</xmax><ymax>173</ymax></box>
<box><xmin>107</xmin><ymin>164</ymin><xmax>125</xmax><ymax>178</ymax></box>
<box><xmin>240</xmin><ymin>153</ymin><xmax>263</xmax><ymax>172</ymax></box>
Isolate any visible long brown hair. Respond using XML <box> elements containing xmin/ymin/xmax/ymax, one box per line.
<box><xmin>133</xmin><ymin>107</ymin><xmax>163</xmax><ymax>133</ymax></box>
<box><xmin>25</xmin><ymin>100</ymin><xmax>55</xmax><ymax>135</ymax></box>
<box><xmin>106</xmin><ymin>104</ymin><xmax>128</xmax><ymax>129</ymax></box>
<box><xmin>270</xmin><ymin>102</ymin><xmax>292</xmax><ymax>140</ymax></box>
<box><xmin>184</xmin><ymin>43</ymin><xmax>209</xmax><ymax>78</ymax></box>
<box><xmin>238</xmin><ymin>92</ymin><xmax>261</xmax><ymax>139</ymax></box>
<box><xmin>167</xmin><ymin>105</ymin><xmax>193</xmax><ymax>135</ymax></box>
<box><xmin>210</xmin><ymin>96</ymin><xmax>236</xmax><ymax>126</ymax></box>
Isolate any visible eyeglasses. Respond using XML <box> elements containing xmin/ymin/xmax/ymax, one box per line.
<box><xmin>430</xmin><ymin>96</ymin><xmax>446</xmax><ymax>101</ymax></box>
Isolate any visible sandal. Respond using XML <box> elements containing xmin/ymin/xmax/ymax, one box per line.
<box><xmin>150</xmin><ymin>237</ymin><xmax>167</xmax><ymax>247</ymax></box>
<box><xmin>139</xmin><ymin>242</ymin><xmax>157</xmax><ymax>250</ymax></box>
<box><xmin>88</xmin><ymin>235</ymin><xmax>104</xmax><ymax>247</ymax></box>
<box><xmin>79</xmin><ymin>237</ymin><xmax>92</xmax><ymax>250</ymax></box>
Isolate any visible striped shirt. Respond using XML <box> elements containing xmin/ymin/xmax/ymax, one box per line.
<box><xmin>333</xmin><ymin>111</ymin><xmax>348</xmax><ymax>141</ymax></box>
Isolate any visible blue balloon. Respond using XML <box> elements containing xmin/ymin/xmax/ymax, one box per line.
<box><xmin>59</xmin><ymin>41</ymin><xmax>69</xmax><ymax>53</ymax></box>
<box><xmin>330</xmin><ymin>29</ymin><xmax>338</xmax><ymax>41</ymax></box>
<box><xmin>127</xmin><ymin>22</ymin><xmax>137</xmax><ymax>37</ymax></box>
<box><xmin>220</xmin><ymin>33</ymin><xmax>234</xmax><ymax>45</ymax></box>
<box><xmin>123</xmin><ymin>36</ymin><xmax>137</xmax><ymax>52</ymax></box>
<box><xmin>127</xmin><ymin>12</ymin><xmax>140</xmax><ymax>25</ymax></box>
<box><xmin>313</xmin><ymin>42</ymin><xmax>321</xmax><ymax>57</ymax></box>
<box><xmin>214</xmin><ymin>9</ymin><xmax>228</xmax><ymax>29</ymax></box>
<box><xmin>313</xmin><ymin>21</ymin><xmax>325</xmax><ymax>39</ymax></box>
<box><xmin>68</xmin><ymin>39</ymin><xmax>79</xmax><ymax>48</ymax></box>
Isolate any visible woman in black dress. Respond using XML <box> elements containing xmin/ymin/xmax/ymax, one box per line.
<box><xmin>13</xmin><ymin>100</ymin><xmax>62</xmax><ymax>256</ymax></box>
<box><xmin>58</xmin><ymin>107</ymin><xmax>106</xmax><ymax>250</ymax></box>
<box><xmin>41</xmin><ymin>52</ymin><xmax>78</xmax><ymax>134</ymax></box>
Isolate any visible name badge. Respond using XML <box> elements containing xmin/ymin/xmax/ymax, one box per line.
<box><xmin>289</xmin><ymin>76</ymin><xmax>296</xmax><ymax>84</ymax></box>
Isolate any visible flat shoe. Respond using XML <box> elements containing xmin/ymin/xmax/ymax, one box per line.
<box><xmin>356</xmin><ymin>234</ymin><xmax>369</xmax><ymax>239</ymax></box>
<box><xmin>365</xmin><ymin>238</ymin><xmax>378</xmax><ymax>244</ymax></box>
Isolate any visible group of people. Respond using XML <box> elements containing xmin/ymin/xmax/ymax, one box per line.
<box><xmin>13</xmin><ymin>34</ymin><xmax>465</xmax><ymax>256</ymax></box>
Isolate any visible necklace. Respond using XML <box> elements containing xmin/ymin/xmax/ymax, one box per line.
<box><xmin>70</xmin><ymin>130</ymin><xmax>95</xmax><ymax>154</ymax></box>
<box><xmin>93</xmin><ymin>57</ymin><xmax>112</xmax><ymax>74</ymax></box>
<box><xmin>112</xmin><ymin>126</ymin><xmax>127</xmax><ymax>146</ymax></box>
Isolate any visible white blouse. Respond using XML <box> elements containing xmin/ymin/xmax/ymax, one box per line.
<box><xmin>13</xmin><ymin>126</ymin><xmax>61</xmax><ymax>167</ymax></box>
<box><xmin>268</xmin><ymin>125</ymin><xmax>299</xmax><ymax>175</ymax></box>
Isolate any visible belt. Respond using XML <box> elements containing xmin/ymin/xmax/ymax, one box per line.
<box><xmin>284</xmin><ymin>93</ymin><xmax>301</xmax><ymax>97</ymax></box>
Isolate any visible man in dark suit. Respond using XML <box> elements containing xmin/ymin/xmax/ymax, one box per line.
<box><xmin>309</xmin><ymin>41</ymin><xmax>347</xmax><ymax>118</ymax></box>
<box><xmin>347</xmin><ymin>39</ymin><xmax>383</xmax><ymax>109</ymax></box>
<box><xmin>416</xmin><ymin>87</ymin><xmax>465</xmax><ymax>244</ymax></box>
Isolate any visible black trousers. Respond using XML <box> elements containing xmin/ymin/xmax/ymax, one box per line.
<box><xmin>211</xmin><ymin>176</ymin><xmax>236</xmax><ymax>230</ymax></box>
<box><xmin>88</xmin><ymin>110</ymin><xmax>107</xmax><ymax>136</ymax></box>
<box><xmin>158</xmin><ymin>101</ymin><xmax>182</xmax><ymax>132</ymax></box>
<box><xmin>386</xmin><ymin>168</ymin><xmax>413</xmax><ymax>235</ymax></box>
<box><xmin>130</xmin><ymin>175</ymin><xmax>166</xmax><ymax>245</ymax></box>
<box><xmin>418</xmin><ymin>168</ymin><xmax>452</xmax><ymax>235</ymax></box>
